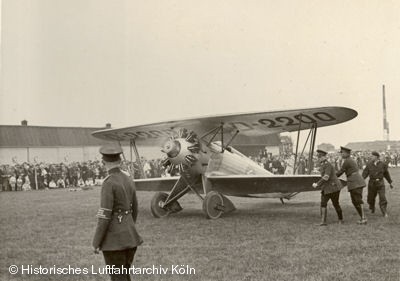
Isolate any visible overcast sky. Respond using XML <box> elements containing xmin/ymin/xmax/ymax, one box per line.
<box><xmin>1</xmin><ymin>0</ymin><xmax>399</xmax><ymax>147</ymax></box>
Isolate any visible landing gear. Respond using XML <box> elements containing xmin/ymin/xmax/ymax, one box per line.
<box><xmin>150</xmin><ymin>173</ymin><xmax>235</xmax><ymax>219</ymax></box>
<box><xmin>151</xmin><ymin>192</ymin><xmax>169</xmax><ymax>218</ymax></box>
<box><xmin>150</xmin><ymin>192</ymin><xmax>182</xmax><ymax>218</ymax></box>
<box><xmin>203</xmin><ymin>191</ymin><xmax>224</xmax><ymax>219</ymax></box>
<box><xmin>202</xmin><ymin>191</ymin><xmax>236</xmax><ymax>219</ymax></box>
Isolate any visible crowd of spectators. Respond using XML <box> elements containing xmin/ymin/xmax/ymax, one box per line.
<box><xmin>0</xmin><ymin>160</ymin><xmax>107</xmax><ymax>191</ymax></box>
<box><xmin>0</xmin><ymin>158</ymin><xmax>181</xmax><ymax>192</ymax></box>
<box><xmin>250</xmin><ymin>152</ymin><xmax>313</xmax><ymax>175</ymax></box>
<box><xmin>1</xmin><ymin>150</ymin><xmax>398</xmax><ymax>191</ymax></box>
<box><xmin>326</xmin><ymin>150</ymin><xmax>399</xmax><ymax>170</ymax></box>
<box><xmin>250</xmin><ymin>149</ymin><xmax>400</xmax><ymax>175</ymax></box>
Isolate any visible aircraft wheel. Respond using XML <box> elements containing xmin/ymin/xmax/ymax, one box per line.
<box><xmin>203</xmin><ymin>191</ymin><xmax>224</xmax><ymax>219</ymax></box>
<box><xmin>151</xmin><ymin>192</ymin><xmax>169</xmax><ymax>218</ymax></box>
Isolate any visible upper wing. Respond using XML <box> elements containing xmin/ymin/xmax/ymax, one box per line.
<box><xmin>92</xmin><ymin>106</ymin><xmax>357</xmax><ymax>146</ymax></box>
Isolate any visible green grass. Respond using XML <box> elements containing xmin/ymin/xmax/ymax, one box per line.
<box><xmin>1</xmin><ymin>169</ymin><xmax>400</xmax><ymax>281</ymax></box>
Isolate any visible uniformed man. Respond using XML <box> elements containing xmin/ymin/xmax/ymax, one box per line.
<box><xmin>362</xmin><ymin>151</ymin><xmax>394</xmax><ymax>217</ymax></box>
<box><xmin>93</xmin><ymin>144</ymin><xmax>143</xmax><ymax>281</ymax></box>
<box><xmin>312</xmin><ymin>149</ymin><xmax>343</xmax><ymax>226</ymax></box>
<box><xmin>336</xmin><ymin>146</ymin><xmax>367</xmax><ymax>224</ymax></box>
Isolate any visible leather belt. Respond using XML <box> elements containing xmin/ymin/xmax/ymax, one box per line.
<box><xmin>112</xmin><ymin>209</ymin><xmax>132</xmax><ymax>216</ymax></box>
<box><xmin>371</xmin><ymin>178</ymin><xmax>383</xmax><ymax>182</ymax></box>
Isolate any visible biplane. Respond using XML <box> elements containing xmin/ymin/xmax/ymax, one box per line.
<box><xmin>92</xmin><ymin>106</ymin><xmax>357</xmax><ymax>219</ymax></box>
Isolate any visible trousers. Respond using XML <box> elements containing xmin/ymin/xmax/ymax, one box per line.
<box><xmin>103</xmin><ymin>248</ymin><xmax>137</xmax><ymax>281</ymax></box>
<box><xmin>367</xmin><ymin>181</ymin><xmax>387</xmax><ymax>213</ymax></box>
<box><xmin>350</xmin><ymin>187</ymin><xmax>364</xmax><ymax>207</ymax></box>
<box><xmin>321</xmin><ymin>190</ymin><xmax>343</xmax><ymax>220</ymax></box>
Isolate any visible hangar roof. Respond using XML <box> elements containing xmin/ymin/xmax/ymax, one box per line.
<box><xmin>0</xmin><ymin>125</ymin><xmax>110</xmax><ymax>147</ymax></box>
<box><xmin>346</xmin><ymin>141</ymin><xmax>400</xmax><ymax>151</ymax></box>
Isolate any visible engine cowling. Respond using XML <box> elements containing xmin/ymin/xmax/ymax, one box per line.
<box><xmin>161</xmin><ymin>129</ymin><xmax>201</xmax><ymax>175</ymax></box>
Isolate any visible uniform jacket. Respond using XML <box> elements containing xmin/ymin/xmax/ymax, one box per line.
<box><xmin>317</xmin><ymin>159</ymin><xmax>343</xmax><ymax>195</ymax></box>
<box><xmin>336</xmin><ymin>158</ymin><xmax>366</xmax><ymax>191</ymax></box>
<box><xmin>362</xmin><ymin>160</ymin><xmax>392</xmax><ymax>186</ymax></box>
<box><xmin>92</xmin><ymin>167</ymin><xmax>143</xmax><ymax>251</ymax></box>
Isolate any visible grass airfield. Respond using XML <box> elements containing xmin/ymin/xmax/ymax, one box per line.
<box><xmin>1</xmin><ymin>168</ymin><xmax>399</xmax><ymax>281</ymax></box>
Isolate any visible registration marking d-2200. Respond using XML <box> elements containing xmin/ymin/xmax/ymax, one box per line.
<box><xmin>228</xmin><ymin>112</ymin><xmax>336</xmax><ymax>131</ymax></box>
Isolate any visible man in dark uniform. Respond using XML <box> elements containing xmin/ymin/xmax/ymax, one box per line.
<box><xmin>312</xmin><ymin>149</ymin><xmax>343</xmax><ymax>226</ymax></box>
<box><xmin>362</xmin><ymin>151</ymin><xmax>394</xmax><ymax>217</ymax></box>
<box><xmin>336</xmin><ymin>146</ymin><xmax>367</xmax><ymax>224</ymax></box>
<box><xmin>93</xmin><ymin>144</ymin><xmax>143</xmax><ymax>281</ymax></box>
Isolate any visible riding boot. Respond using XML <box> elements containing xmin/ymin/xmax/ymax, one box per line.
<box><xmin>355</xmin><ymin>205</ymin><xmax>362</xmax><ymax>217</ymax></box>
<box><xmin>334</xmin><ymin>204</ymin><xmax>343</xmax><ymax>224</ymax></box>
<box><xmin>380</xmin><ymin>206</ymin><xmax>388</xmax><ymax>218</ymax></box>
<box><xmin>319</xmin><ymin>207</ymin><xmax>327</xmax><ymax>226</ymax></box>
<box><xmin>369</xmin><ymin>205</ymin><xmax>375</xmax><ymax>213</ymax></box>
<box><xmin>357</xmin><ymin>204</ymin><xmax>367</xmax><ymax>224</ymax></box>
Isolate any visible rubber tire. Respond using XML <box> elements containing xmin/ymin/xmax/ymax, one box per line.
<box><xmin>203</xmin><ymin>191</ymin><xmax>224</xmax><ymax>219</ymax></box>
<box><xmin>151</xmin><ymin>192</ymin><xmax>169</xmax><ymax>218</ymax></box>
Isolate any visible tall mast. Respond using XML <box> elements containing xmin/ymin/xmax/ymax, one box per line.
<box><xmin>382</xmin><ymin>85</ymin><xmax>389</xmax><ymax>141</ymax></box>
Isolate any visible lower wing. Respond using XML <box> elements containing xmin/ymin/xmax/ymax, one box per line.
<box><xmin>206</xmin><ymin>175</ymin><xmax>322</xmax><ymax>196</ymax></box>
<box><xmin>135</xmin><ymin>177</ymin><xmax>179</xmax><ymax>191</ymax></box>
<box><xmin>134</xmin><ymin>175</ymin><xmax>333</xmax><ymax>197</ymax></box>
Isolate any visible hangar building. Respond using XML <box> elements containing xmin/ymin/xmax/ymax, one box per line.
<box><xmin>0</xmin><ymin>121</ymin><xmax>285</xmax><ymax>164</ymax></box>
<box><xmin>0</xmin><ymin>121</ymin><xmax>111</xmax><ymax>164</ymax></box>
<box><xmin>345</xmin><ymin>140</ymin><xmax>400</xmax><ymax>152</ymax></box>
